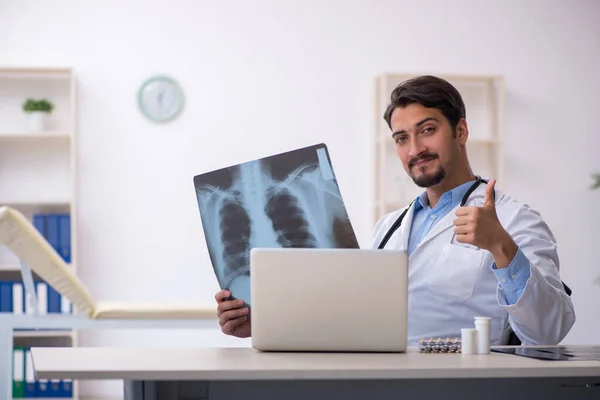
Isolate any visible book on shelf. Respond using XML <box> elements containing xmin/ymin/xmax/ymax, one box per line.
<box><xmin>12</xmin><ymin>346</ymin><xmax>73</xmax><ymax>398</ymax></box>
<box><xmin>0</xmin><ymin>212</ymin><xmax>73</xmax><ymax>318</ymax></box>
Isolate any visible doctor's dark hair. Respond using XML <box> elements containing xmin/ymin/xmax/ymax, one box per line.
<box><xmin>382</xmin><ymin>75</ymin><xmax>466</xmax><ymax>131</ymax></box>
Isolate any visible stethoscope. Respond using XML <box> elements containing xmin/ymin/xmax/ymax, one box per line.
<box><xmin>377</xmin><ymin>175</ymin><xmax>488</xmax><ymax>249</ymax></box>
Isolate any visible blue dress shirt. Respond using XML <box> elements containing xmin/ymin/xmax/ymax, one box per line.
<box><xmin>408</xmin><ymin>180</ymin><xmax>530</xmax><ymax>305</ymax></box>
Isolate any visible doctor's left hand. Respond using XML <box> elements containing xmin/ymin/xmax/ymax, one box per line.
<box><xmin>453</xmin><ymin>179</ymin><xmax>518</xmax><ymax>268</ymax></box>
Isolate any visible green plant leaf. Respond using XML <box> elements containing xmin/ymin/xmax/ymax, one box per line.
<box><xmin>22</xmin><ymin>98</ymin><xmax>54</xmax><ymax>113</ymax></box>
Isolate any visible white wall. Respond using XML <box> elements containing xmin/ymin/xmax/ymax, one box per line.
<box><xmin>1</xmin><ymin>0</ymin><xmax>599</xmax><ymax>397</ymax></box>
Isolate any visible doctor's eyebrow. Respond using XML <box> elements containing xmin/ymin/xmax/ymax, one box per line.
<box><xmin>391</xmin><ymin>116</ymin><xmax>439</xmax><ymax>137</ymax></box>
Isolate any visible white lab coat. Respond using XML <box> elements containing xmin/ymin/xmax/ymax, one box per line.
<box><xmin>371</xmin><ymin>183</ymin><xmax>575</xmax><ymax>346</ymax></box>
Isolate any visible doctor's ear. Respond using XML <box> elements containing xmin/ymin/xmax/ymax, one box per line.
<box><xmin>455</xmin><ymin>119</ymin><xmax>468</xmax><ymax>144</ymax></box>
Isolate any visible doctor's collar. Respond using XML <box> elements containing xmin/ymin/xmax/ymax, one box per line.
<box><xmin>414</xmin><ymin>179</ymin><xmax>477</xmax><ymax>211</ymax></box>
<box><xmin>450</xmin><ymin>179</ymin><xmax>478</xmax><ymax>206</ymax></box>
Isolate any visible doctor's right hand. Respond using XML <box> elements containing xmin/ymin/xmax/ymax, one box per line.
<box><xmin>215</xmin><ymin>290</ymin><xmax>251</xmax><ymax>338</ymax></box>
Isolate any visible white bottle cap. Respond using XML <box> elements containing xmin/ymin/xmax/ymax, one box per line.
<box><xmin>461</xmin><ymin>328</ymin><xmax>477</xmax><ymax>355</ymax></box>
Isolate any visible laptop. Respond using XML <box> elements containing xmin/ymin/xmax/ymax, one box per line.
<box><xmin>249</xmin><ymin>247</ymin><xmax>408</xmax><ymax>352</ymax></box>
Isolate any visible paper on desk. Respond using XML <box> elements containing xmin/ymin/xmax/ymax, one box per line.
<box><xmin>193</xmin><ymin>143</ymin><xmax>359</xmax><ymax>306</ymax></box>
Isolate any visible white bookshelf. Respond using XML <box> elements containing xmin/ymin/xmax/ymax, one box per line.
<box><xmin>372</xmin><ymin>73</ymin><xmax>505</xmax><ymax>226</ymax></box>
<box><xmin>0</xmin><ymin>67</ymin><xmax>78</xmax><ymax>399</ymax></box>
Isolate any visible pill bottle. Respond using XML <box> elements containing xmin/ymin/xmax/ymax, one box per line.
<box><xmin>474</xmin><ymin>317</ymin><xmax>491</xmax><ymax>354</ymax></box>
<box><xmin>461</xmin><ymin>328</ymin><xmax>477</xmax><ymax>355</ymax></box>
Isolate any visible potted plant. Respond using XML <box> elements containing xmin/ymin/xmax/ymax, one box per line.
<box><xmin>22</xmin><ymin>98</ymin><xmax>54</xmax><ymax>131</ymax></box>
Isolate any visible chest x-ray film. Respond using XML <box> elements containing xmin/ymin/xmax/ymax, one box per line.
<box><xmin>193</xmin><ymin>143</ymin><xmax>359</xmax><ymax>306</ymax></box>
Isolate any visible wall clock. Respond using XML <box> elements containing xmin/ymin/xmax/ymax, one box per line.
<box><xmin>137</xmin><ymin>75</ymin><xmax>184</xmax><ymax>123</ymax></box>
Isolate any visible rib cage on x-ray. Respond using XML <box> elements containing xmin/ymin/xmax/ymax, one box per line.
<box><xmin>196</xmin><ymin>154</ymin><xmax>357</xmax><ymax>291</ymax></box>
<box><xmin>264</xmin><ymin>187</ymin><xmax>318</xmax><ymax>247</ymax></box>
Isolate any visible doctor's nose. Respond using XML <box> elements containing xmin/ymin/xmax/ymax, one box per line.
<box><xmin>408</xmin><ymin>138</ymin><xmax>427</xmax><ymax>158</ymax></box>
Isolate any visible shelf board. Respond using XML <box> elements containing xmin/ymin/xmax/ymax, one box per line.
<box><xmin>0</xmin><ymin>67</ymin><xmax>72</xmax><ymax>79</ymax></box>
<box><xmin>13</xmin><ymin>329</ymin><xmax>73</xmax><ymax>338</ymax></box>
<box><xmin>0</xmin><ymin>268</ymin><xmax>44</xmax><ymax>281</ymax></box>
<box><xmin>0</xmin><ymin>132</ymin><xmax>71</xmax><ymax>141</ymax></box>
<box><xmin>0</xmin><ymin>266</ymin><xmax>73</xmax><ymax>281</ymax></box>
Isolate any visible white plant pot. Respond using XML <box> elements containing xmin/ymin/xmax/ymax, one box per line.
<box><xmin>27</xmin><ymin>111</ymin><xmax>47</xmax><ymax>132</ymax></box>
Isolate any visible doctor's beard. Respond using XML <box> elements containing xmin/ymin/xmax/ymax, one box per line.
<box><xmin>408</xmin><ymin>153</ymin><xmax>446</xmax><ymax>188</ymax></box>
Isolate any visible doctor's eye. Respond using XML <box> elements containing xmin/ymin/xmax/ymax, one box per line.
<box><xmin>422</xmin><ymin>126</ymin><xmax>435</xmax><ymax>134</ymax></box>
<box><xmin>394</xmin><ymin>135</ymin><xmax>408</xmax><ymax>144</ymax></box>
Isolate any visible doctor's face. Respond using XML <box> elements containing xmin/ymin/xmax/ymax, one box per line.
<box><xmin>390</xmin><ymin>103</ymin><xmax>465</xmax><ymax>188</ymax></box>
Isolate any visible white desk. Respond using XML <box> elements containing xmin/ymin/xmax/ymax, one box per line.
<box><xmin>32</xmin><ymin>346</ymin><xmax>600</xmax><ymax>400</ymax></box>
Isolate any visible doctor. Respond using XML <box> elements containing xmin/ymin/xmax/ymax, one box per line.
<box><xmin>215</xmin><ymin>75</ymin><xmax>575</xmax><ymax>346</ymax></box>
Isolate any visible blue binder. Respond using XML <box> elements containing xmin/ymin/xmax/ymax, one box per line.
<box><xmin>0</xmin><ymin>281</ymin><xmax>12</xmax><ymax>312</ymax></box>
<box><xmin>58</xmin><ymin>214</ymin><xmax>71</xmax><ymax>264</ymax></box>
<box><xmin>33</xmin><ymin>214</ymin><xmax>46</xmax><ymax>237</ymax></box>
<box><xmin>32</xmin><ymin>213</ymin><xmax>68</xmax><ymax>314</ymax></box>
<box><xmin>47</xmin><ymin>285</ymin><xmax>62</xmax><ymax>314</ymax></box>
<box><xmin>45</xmin><ymin>215</ymin><xmax>60</xmax><ymax>255</ymax></box>
<box><xmin>60</xmin><ymin>379</ymin><xmax>73</xmax><ymax>397</ymax></box>
<box><xmin>35</xmin><ymin>379</ymin><xmax>49</xmax><ymax>398</ymax></box>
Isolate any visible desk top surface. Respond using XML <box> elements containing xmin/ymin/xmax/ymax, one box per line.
<box><xmin>31</xmin><ymin>346</ymin><xmax>600</xmax><ymax>381</ymax></box>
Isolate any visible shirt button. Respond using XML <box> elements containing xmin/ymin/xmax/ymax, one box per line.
<box><xmin>501</xmin><ymin>278</ymin><xmax>507</xmax><ymax>283</ymax></box>
<box><xmin>511</xmin><ymin>274</ymin><xmax>517</xmax><ymax>280</ymax></box>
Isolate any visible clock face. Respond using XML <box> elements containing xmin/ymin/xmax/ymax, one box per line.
<box><xmin>138</xmin><ymin>76</ymin><xmax>184</xmax><ymax>122</ymax></box>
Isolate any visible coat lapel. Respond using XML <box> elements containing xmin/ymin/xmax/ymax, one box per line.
<box><xmin>398</xmin><ymin>202</ymin><xmax>416</xmax><ymax>250</ymax></box>
<box><xmin>384</xmin><ymin>201</ymin><xmax>416</xmax><ymax>251</ymax></box>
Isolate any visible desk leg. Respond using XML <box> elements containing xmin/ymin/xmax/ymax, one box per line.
<box><xmin>126</xmin><ymin>377</ymin><xmax>600</xmax><ymax>400</ymax></box>
<box><xmin>0</xmin><ymin>327</ymin><xmax>12</xmax><ymax>400</ymax></box>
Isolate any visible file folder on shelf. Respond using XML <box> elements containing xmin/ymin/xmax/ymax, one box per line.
<box><xmin>12</xmin><ymin>346</ymin><xmax>75</xmax><ymax>399</ymax></box>
<box><xmin>24</xmin><ymin>349</ymin><xmax>35</xmax><ymax>398</ymax></box>
<box><xmin>13</xmin><ymin>347</ymin><xmax>24</xmax><ymax>398</ymax></box>
<box><xmin>33</xmin><ymin>212</ymin><xmax>71</xmax><ymax>265</ymax></box>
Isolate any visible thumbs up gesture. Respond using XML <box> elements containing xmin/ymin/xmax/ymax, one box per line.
<box><xmin>453</xmin><ymin>179</ymin><xmax>517</xmax><ymax>268</ymax></box>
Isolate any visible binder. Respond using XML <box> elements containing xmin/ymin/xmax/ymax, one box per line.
<box><xmin>24</xmin><ymin>348</ymin><xmax>36</xmax><ymax>398</ymax></box>
<box><xmin>58</xmin><ymin>214</ymin><xmax>71</xmax><ymax>264</ymax></box>
<box><xmin>33</xmin><ymin>214</ymin><xmax>46</xmax><ymax>237</ymax></box>
<box><xmin>36</xmin><ymin>281</ymin><xmax>48</xmax><ymax>315</ymax></box>
<box><xmin>45</xmin><ymin>214</ymin><xmax>60</xmax><ymax>255</ymax></box>
<box><xmin>13</xmin><ymin>347</ymin><xmax>25</xmax><ymax>398</ymax></box>
<box><xmin>36</xmin><ymin>379</ymin><xmax>49</xmax><ymax>398</ymax></box>
<box><xmin>0</xmin><ymin>280</ymin><xmax>12</xmax><ymax>312</ymax></box>
<box><xmin>47</xmin><ymin>284</ymin><xmax>62</xmax><ymax>314</ymax></box>
<box><xmin>49</xmin><ymin>379</ymin><xmax>62</xmax><ymax>397</ymax></box>
<box><xmin>13</xmin><ymin>282</ymin><xmax>24</xmax><ymax>314</ymax></box>
<box><xmin>60</xmin><ymin>378</ymin><xmax>73</xmax><ymax>398</ymax></box>
<box><xmin>32</xmin><ymin>213</ymin><xmax>69</xmax><ymax>314</ymax></box>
